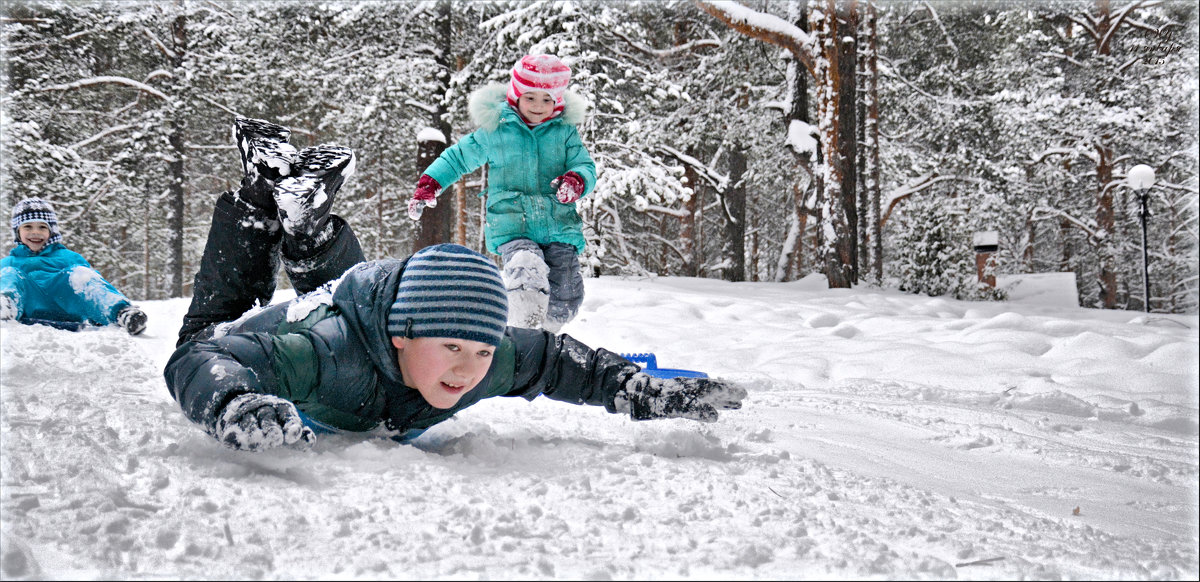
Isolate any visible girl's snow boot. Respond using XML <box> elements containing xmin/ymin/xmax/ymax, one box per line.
<box><xmin>503</xmin><ymin>250</ymin><xmax>550</xmax><ymax>329</ymax></box>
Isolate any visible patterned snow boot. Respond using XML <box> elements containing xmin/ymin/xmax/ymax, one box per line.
<box><xmin>503</xmin><ymin>250</ymin><xmax>550</xmax><ymax>329</ymax></box>
<box><xmin>233</xmin><ymin>116</ymin><xmax>298</xmax><ymax>211</ymax></box>
<box><xmin>274</xmin><ymin>144</ymin><xmax>356</xmax><ymax>256</ymax></box>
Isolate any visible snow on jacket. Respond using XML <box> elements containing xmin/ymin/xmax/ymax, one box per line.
<box><xmin>163</xmin><ymin>257</ymin><xmax>636</xmax><ymax>439</ymax></box>
<box><xmin>422</xmin><ymin>83</ymin><xmax>596</xmax><ymax>254</ymax></box>
<box><xmin>1</xmin><ymin>243</ymin><xmax>131</xmax><ymax>325</ymax></box>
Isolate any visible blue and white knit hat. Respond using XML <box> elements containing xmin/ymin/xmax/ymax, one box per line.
<box><xmin>11</xmin><ymin>197</ymin><xmax>63</xmax><ymax>245</ymax></box>
<box><xmin>388</xmin><ymin>244</ymin><xmax>508</xmax><ymax>347</ymax></box>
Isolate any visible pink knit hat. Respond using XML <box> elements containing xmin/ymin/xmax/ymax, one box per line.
<box><xmin>506</xmin><ymin>54</ymin><xmax>571</xmax><ymax>117</ymax></box>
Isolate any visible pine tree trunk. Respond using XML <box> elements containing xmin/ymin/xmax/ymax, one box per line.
<box><xmin>838</xmin><ymin>0</ymin><xmax>859</xmax><ymax>284</ymax></box>
<box><xmin>166</xmin><ymin>5</ymin><xmax>187</xmax><ymax>298</ymax></box>
<box><xmin>376</xmin><ymin>187</ymin><xmax>384</xmax><ymax>260</ymax></box>
<box><xmin>724</xmin><ymin>143</ymin><xmax>747</xmax><ymax>282</ymax></box>
<box><xmin>864</xmin><ymin>0</ymin><xmax>883</xmax><ymax>283</ymax></box>
<box><xmin>413</xmin><ymin>0</ymin><xmax>454</xmax><ymax>252</ymax></box>
<box><xmin>454</xmin><ymin>54</ymin><xmax>469</xmax><ymax>248</ymax></box>
<box><xmin>682</xmin><ymin>155</ymin><xmax>700</xmax><ymax>277</ymax></box>
<box><xmin>1093</xmin><ymin>0</ymin><xmax>1119</xmax><ymax>308</ymax></box>
<box><xmin>814</xmin><ymin>1</ymin><xmax>854</xmax><ymax>289</ymax></box>
<box><xmin>455</xmin><ymin>179</ymin><xmax>467</xmax><ymax>246</ymax></box>
<box><xmin>784</xmin><ymin>1</ymin><xmax>810</xmax><ymax>282</ymax></box>
<box><xmin>1096</xmin><ymin>144</ymin><xmax>1118</xmax><ymax>308</ymax></box>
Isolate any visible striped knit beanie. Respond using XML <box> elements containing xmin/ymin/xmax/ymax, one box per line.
<box><xmin>506</xmin><ymin>54</ymin><xmax>571</xmax><ymax>119</ymax></box>
<box><xmin>388</xmin><ymin>244</ymin><xmax>508</xmax><ymax>347</ymax></box>
<box><xmin>11</xmin><ymin>197</ymin><xmax>63</xmax><ymax>245</ymax></box>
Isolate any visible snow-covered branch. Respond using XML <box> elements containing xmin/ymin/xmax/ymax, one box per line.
<box><xmin>641</xmin><ymin>204</ymin><xmax>692</xmax><ymax>219</ymax></box>
<box><xmin>142</xmin><ymin>27</ymin><xmax>177</xmax><ymax>60</ymax></box>
<box><xmin>144</xmin><ymin>69</ymin><xmax>173</xmax><ymax>83</ymax></box>
<box><xmin>879</xmin><ymin>172</ymin><xmax>984</xmax><ymax>227</ymax></box>
<box><xmin>1028</xmin><ymin>147</ymin><xmax>1078</xmax><ymax>165</ymax></box>
<box><xmin>694</xmin><ymin>0</ymin><xmax>815</xmax><ymax>76</ymax></box>
<box><xmin>598</xmin><ymin>203</ymin><xmax>644</xmax><ymax>274</ymax></box>
<box><xmin>921</xmin><ymin>1</ymin><xmax>958</xmax><ymax>64</ymax></box>
<box><xmin>1038</xmin><ymin>50</ymin><xmax>1086</xmax><ymax>68</ymax></box>
<box><xmin>877</xmin><ymin>56</ymin><xmax>978</xmax><ymax>107</ymax></box>
<box><xmin>1031</xmin><ymin>205</ymin><xmax>1101</xmax><ymax>244</ymax></box>
<box><xmin>326</xmin><ymin>46</ymin><xmax>375</xmax><ymax>65</ymax></box>
<box><xmin>1067</xmin><ymin>14</ymin><xmax>1100</xmax><ymax>43</ymax></box>
<box><xmin>656</xmin><ymin>144</ymin><xmax>728</xmax><ymax>192</ymax></box>
<box><xmin>196</xmin><ymin>94</ymin><xmax>239</xmax><ymax>117</ymax></box>
<box><xmin>202</xmin><ymin>0</ymin><xmax>237</xmax><ymax>18</ymax></box>
<box><xmin>41</xmin><ymin>76</ymin><xmax>168</xmax><ymax>100</ymax></box>
<box><xmin>644</xmin><ymin>232</ymin><xmax>690</xmax><ymax>264</ymax></box>
<box><xmin>608</xmin><ymin>27</ymin><xmax>721</xmax><ymax>58</ymax></box>
<box><xmin>404</xmin><ymin>99</ymin><xmax>438</xmax><ymax>115</ymax></box>
<box><xmin>70</xmin><ymin>124</ymin><xmax>135</xmax><ymax>151</ymax></box>
<box><xmin>1100</xmin><ymin>0</ymin><xmax>1148</xmax><ymax>53</ymax></box>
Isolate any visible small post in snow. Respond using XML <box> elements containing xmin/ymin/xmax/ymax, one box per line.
<box><xmin>1127</xmin><ymin>164</ymin><xmax>1156</xmax><ymax>313</ymax></box>
<box><xmin>972</xmin><ymin>231</ymin><xmax>999</xmax><ymax>289</ymax></box>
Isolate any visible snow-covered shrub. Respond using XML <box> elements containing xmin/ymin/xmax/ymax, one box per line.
<box><xmin>889</xmin><ymin>196</ymin><xmax>977</xmax><ymax>299</ymax></box>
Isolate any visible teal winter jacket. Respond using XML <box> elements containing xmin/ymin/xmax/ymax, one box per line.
<box><xmin>423</xmin><ymin>84</ymin><xmax>596</xmax><ymax>254</ymax></box>
<box><xmin>1</xmin><ymin>243</ymin><xmax>130</xmax><ymax>325</ymax></box>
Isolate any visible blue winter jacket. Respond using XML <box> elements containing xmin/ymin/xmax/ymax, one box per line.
<box><xmin>422</xmin><ymin>84</ymin><xmax>596</xmax><ymax>254</ymax></box>
<box><xmin>1</xmin><ymin>243</ymin><xmax>130</xmax><ymax>325</ymax></box>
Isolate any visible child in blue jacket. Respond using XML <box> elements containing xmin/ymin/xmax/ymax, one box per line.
<box><xmin>0</xmin><ymin>198</ymin><xmax>146</xmax><ymax>334</ymax></box>
<box><xmin>407</xmin><ymin>54</ymin><xmax>594</xmax><ymax>334</ymax></box>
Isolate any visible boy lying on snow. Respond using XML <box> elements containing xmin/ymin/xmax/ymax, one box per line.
<box><xmin>164</xmin><ymin>117</ymin><xmax>746</xmax><ymax>451</ymax></box>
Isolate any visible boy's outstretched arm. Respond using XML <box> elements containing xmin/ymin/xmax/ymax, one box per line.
<box><xmin>503</xmin><ymin>328</ymin><xmax>746</xmax><ymax>422</ymax></box>
<box><xmin>164</xmin><ymin>334</ymin><xmax>315</xmax><ymax>450</ymax></box>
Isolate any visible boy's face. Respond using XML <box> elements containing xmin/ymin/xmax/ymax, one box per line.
<box><xmin>17</xmin><ymin>222</ymin><xmax>51</xmax><ymax>253</ymax></box>
<box><xmin>517</xmin><ymin>91</ymin><xmax>555</xmax><ymax>124</ymax></box>
<box><xmin>391</xmin><ymin>336</ymin><xmax>495</xmax><ymax>409</ymax></box>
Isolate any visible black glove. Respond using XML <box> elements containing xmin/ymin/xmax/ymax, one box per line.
<box><xmin>214</xmin><ymin>393</ymin><xmax>316</xmax><ymax>451</ymax></box>
<box><xmin>614</xmin><ymin>373</ymin><xmax>747</xmax><ymax>422</ymax></box>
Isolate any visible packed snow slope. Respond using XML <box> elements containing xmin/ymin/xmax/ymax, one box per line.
<box><xmin>2</xmin><ymin>274</ymin><xmax>1197</xmax><ymax>580</ymax></box>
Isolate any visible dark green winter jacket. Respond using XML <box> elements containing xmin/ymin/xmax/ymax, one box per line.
<box><xmin>163</xmin><ymin>258</ymin><xmax>635</xmax><ymax>439</ymax></box>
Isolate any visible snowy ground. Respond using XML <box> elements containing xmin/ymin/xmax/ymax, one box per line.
<box><xmin>1</xmin><ymin>274</ymin><xmax>1197</xmax><ymax>580</ymax></box>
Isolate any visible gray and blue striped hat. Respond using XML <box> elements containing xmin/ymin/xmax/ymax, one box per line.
<box><xmin>388</xmin><ymin>244</ymin><xmax>508</xmax><ymax>347</ymax></box>
<box><xmin>11</xmin><ymin>197</ymin><xmax>63</xmax><ymax>245</ymax></box>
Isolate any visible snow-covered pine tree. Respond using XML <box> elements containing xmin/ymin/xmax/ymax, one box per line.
<box><xmin>890</xmin><ymin>195</ymin><xmax>973</xmax><ymax>299</ymax></box>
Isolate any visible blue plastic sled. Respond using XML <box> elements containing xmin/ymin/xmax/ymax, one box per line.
<box><xmin>620</xmin><ymin>352</ymin><xmax>708</xmax><ymax>379</ymax></box>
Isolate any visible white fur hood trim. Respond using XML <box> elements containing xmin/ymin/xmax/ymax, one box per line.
<box><xmin>468</xmin><ymin>83</ymin><xmax>588</xmax><ymax>132</ymax></box>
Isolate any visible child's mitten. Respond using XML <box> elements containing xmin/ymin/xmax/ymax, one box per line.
<box><xmin>408</xmin><ymin>175</ymin><xmax>441</xmax><ymax>220</ymax></box>
<box><xmin>551</xmin><ymin>172</ymin><xmax>584</xmax><ymax>204</ymax></box>
<box><xmin>215</xmin><ymin>393</ymin><xmax>316</xmax><ymax>451</ymax></box>
<box><xmin>613</xmin><ymin>373</ymin><xmax>747</xmax><ymax>422</ymax></box>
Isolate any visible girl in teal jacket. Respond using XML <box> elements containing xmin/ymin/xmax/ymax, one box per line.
<box><xmin>408</xmin><ymin>54</ymin><xmax>595</xmax><ymax>334</ymax></box>
<box><xmin>0</xmin><ymin>198</ymin><xmax>146</xmax><ymax>334</ymax></box>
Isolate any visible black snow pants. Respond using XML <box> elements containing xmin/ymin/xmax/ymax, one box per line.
<box><xmin>176</xmin><ymin>190</ymin><xmax>364</xmax><ymax>347</ymax></box>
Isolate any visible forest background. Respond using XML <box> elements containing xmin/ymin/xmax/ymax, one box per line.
<box><xmin>2</xmin><ymin>0</ymin><xmax>1197</xmax><ymax>313</ymax></box>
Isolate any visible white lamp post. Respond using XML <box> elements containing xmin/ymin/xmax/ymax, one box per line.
<box><xmin>1127</xmin><ymin>164</ymin><xmax>1156</xmax><ymax>312</ymax></box>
